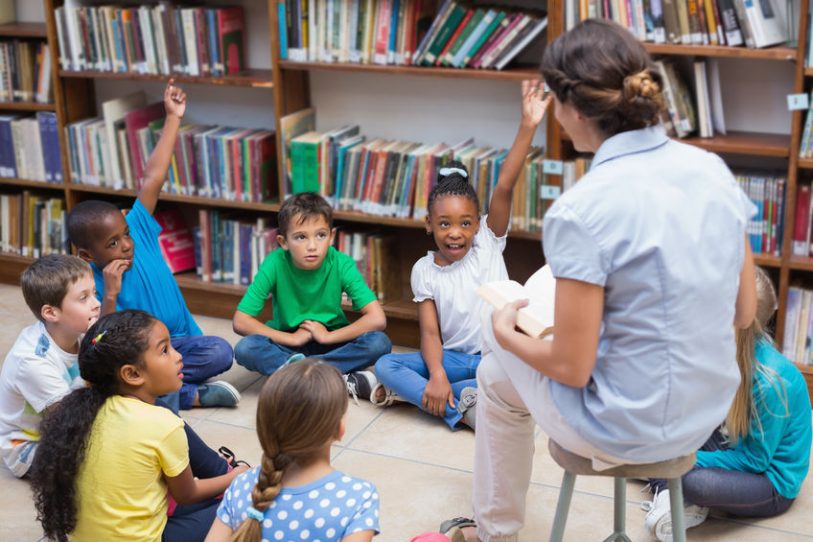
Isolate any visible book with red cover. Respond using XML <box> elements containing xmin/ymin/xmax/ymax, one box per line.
<box><xmin>216</xmin><ymin>7</ymin><xmax>245</xmax><ymax>75</ymax></box>
<box><xmin>435</xmin><ymin>9</ymin><xmax>473</xmax><ymax>66</ymax></box>
<box><xmin>154</xmin><ymin>209</ymin><xmax>196</xmax><ymax>273</ymax></box>
<box><xmin>124</xmin><ymin>102</ymin><xmax>164</xmax><ymax>182</ymax></box>
<box><xmin>793</xmin><ymin>183</ymin><xmax>810</xmax><ymax>256</ymax></box>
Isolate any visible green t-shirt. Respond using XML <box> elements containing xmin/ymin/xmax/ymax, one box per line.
<box><xmin>237</xmin><ymin>247</ymin><xmax>377</xmax><ymax>332</ymax></box>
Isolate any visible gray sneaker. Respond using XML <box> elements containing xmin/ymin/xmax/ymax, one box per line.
<box><xmin>458</xmin><ymin>387</ymin><xmax>477</xmax><ymax>429</ymax></box>
<box><xmin>197</xmin><ymin>381</ymin><xmax>241</xmax><ymax>408</ymax></box>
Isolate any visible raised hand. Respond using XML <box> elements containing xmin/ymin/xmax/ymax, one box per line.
<box><xmin>164</xmin><ymin>78</ymin><xmax>187</xmax><ymax>119</ymax></box>
<box><xmin>521</xmin><ymin>79</ymin><xmax>552</xmax><ymax>129</ymax></box>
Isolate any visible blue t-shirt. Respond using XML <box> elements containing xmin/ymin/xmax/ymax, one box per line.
<box><xmin>217</xmin><ymin>468</ymin><xmax>380</xmax><ymax>541</ymax></box>
<box><xmin>696</xmin><ymin>339</ymin><xmax>812</xmax><ymax>498</ymax></box>
<box><xmin>91</xmin><ymin>200</ymin><xmax>202</xmax><ymax>337</ymax></box>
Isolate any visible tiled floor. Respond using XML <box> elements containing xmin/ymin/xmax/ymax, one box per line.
<box><xmin>0</xmin><ymin>283</ymin><xmax>811</xmax><ymax>541</ymax></box>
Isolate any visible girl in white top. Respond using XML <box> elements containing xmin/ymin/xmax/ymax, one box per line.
<box><xmin>372</xmin><ymin>80</ymin><xmax>551</xmax><ymax>430</ymax></box>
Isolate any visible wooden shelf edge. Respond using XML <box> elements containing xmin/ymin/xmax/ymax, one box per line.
<box><xmin>67</xmin><ymin>183</ymin><xmax>281</xmax><ymax>211</ymax></box>
<box><xmin>278</xmin><ymin>60</ymin><xmax>539</xmax><ymax>81</ymax></box>
<box><xmin>753</xmin><ymin>254</ymin><xmax>782</xmax><ymax>268</ymax></box>
<box><xmin>0</xmin><ymin>252</ymin><xmax>34</xmax><ymax>284</ymax></box>
<box><xmin>58</xmin><ymin>69</ymin><xmax>274</xmax><ymax>88</ymax></box>
<box><xmin>0</xmin><ymin>22</ymin><xmax>47</xmax><ymax>38</ymax></box>
<box><xmin>0</xmin><ymin>101</ymin><xmax>56</xmax><ymax>111</ymax></box>
<box><xmin>680</xmin><ymin>132</ymin><xmax>790</xmax><ymax>157</ymax></box>
<box><xmin>644</xmin><ymin>43</ymin><xmax>796</xmax><ymax>61</ymax></box>
<box><xmin>0</xmin><ymin>177</ymin><xmax>66</xmax><ymax>189</ymax></box>
<box><xmin>799</xmin><ymin>157</ymin><xmax>813</xmax><ymax>169</ymax></box>
<box><xmin>789</xmin><ymin>256</ymin><xmax>813</xmax><ymax>271</ymax></box>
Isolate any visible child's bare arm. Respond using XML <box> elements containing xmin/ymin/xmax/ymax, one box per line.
<box><xmin>165</xmin><ymin>464</ymin><xmax>248</xmax><ymax>505</ymax></box>
<box><xmin>342</xmin><ymin>531</ymin><xmax>375</xmax><ymax>542</ymax></box>
<box><xmin>302</xmin><ymin>300</ymin><xmax>386</xmax><ymax>344</ymax></box>
<box><xmin>137</xmin><ymin>79</ymin><xmax>186</xmax><ymax>215</ymax></box>
<box><xmin>232</xmin><ymin>310</ymin><xmax>312</xmax><ymax>347</ymax></box>
<box><xmin>204</xmin><ymin>519</ymin><xmax>232</xmax><ymax>542</ymax></box>
<box><xmin>487</xmin><ymin>80</ymin><xmax>552</xmax><ymax>237</ymax></box>
<box><xmin>417</xmin><ymin>300</ymin><xmax>453</xmax><ymax>416</ymax></box>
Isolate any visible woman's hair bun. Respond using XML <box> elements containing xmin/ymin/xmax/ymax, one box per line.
<box><xmin>623</xmin><ymin>70</ymin><xmax>661</xmax><ymax>102</ymax></box>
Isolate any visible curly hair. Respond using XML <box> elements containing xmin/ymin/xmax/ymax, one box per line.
<box><xmin>541</xmin><ymin>19</ymin><xmax>664</xmax><ymax>136</ymax></box>
<box><xmin>29</xmin><ymin>310</ymin><xmax>156</xmax><ymax>541</ymax></box>
<box><xmin>232</xmin><ymin>359</ymin><xmax>348</xmax><ymax>542</ymax></box>
<box><xmin>427</xmin><ymin>160</ymin><xmax>480</xmax><ymax>215</ymax></box>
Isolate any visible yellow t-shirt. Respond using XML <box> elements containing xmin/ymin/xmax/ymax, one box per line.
<box><xmin>72</xmin><ymin>396</ymin><xmax>189</xmax><ymax>542</ymax></box>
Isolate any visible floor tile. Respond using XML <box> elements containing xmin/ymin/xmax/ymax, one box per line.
<box><xmin>0</xmin><ymin>469</ymin><xmax>42</xmax><ymax>541</ymax></box>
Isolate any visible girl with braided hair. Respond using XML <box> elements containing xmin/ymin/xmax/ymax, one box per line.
<box><xmin>446</xmin><ymin>19</ymin><xmax>758</xmax><ymax>541</ymax></box>
<box><xmin>205</xmin><ymin>358</ymin><xmax>380</xmax><ymax>542</ymax></box>
<box><xmin>29</xmin><ymin>310</ymin><xmax>248</xmax><ymax>542</ymax></box>
<box><xmin>373</xmin><ymin>79</ymin><xmax>550</xmax><ymax>430</ymax></box>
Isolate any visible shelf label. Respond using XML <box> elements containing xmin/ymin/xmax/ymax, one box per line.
<box><xmin>540</xmin><ymin>185</ymin><xmax>561</xmax><ymax>200</ymax></box>
<box><xmin>787</xmin><ymin>93</ymin><xmax>809</xmax><ymax>111</ymax></box>
<box><xmin>543</xmin><ymin>159</ymin><xmax>564</xmax><ymax>175</ymax></box>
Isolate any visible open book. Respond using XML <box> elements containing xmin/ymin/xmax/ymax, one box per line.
<box><xmin>476</xmin><ymin>265</ymin><xmax>556</xmax><ymax>339</ymax></box>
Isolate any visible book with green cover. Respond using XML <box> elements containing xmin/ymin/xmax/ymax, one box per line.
<box><xmin>460</xmin><ymin>11</ymin><xmax>506</xmax><ymax>67</ymax></box>
<box><xmin>421</xmin><ymin>2</ymin><xmax>467</xmax><ymax>65</ymax></box>
<box><xmin>442</xmin><ymin>8</ymin><xmax>486</xmax><ymax>65</ymax></box>
<box><xmin>290</xmin><ymin>131</ymin><xmax>321</xmax><ymax>194</ymax></box>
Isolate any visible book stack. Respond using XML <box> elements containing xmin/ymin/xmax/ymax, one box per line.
<box><xmin>0</xmin><ymin>192</ymin><xmax>67</xmax><ymax>257</ymax></box>
<box><xmin>193</xmin><ymin>210</ymin><xmax>279</xmax><ymax>285</ymax></box>
<box><xmin>783</xmin><ymin>285</ymin><xmax>813</xmax><ymax>364</ymax></box>
<box><xmin>66</xmin><ymin>93</ymin><xmax>276</xmax><ymax>202</ymax></box>
<box><xmin>54</xmin><ymin>4</ymin><xmax>245</xmax><ymax>76</ymax></box>
<box><xmin>0</xmin><ymin>40</ymin><xmax>52</xmax><ymax>104</ymax></box>
<box><xmin>737</xmin><ymin>173</ymin><xmax>785</xmax><ymax>257</ymax></box>
<box><xmin>572</xmin><ymin>0</ymin><xmax>789</xmax><ymax>48</ymax></box>
<box><xmin>280</xmin><ymin>0</ymin><xmax>547</xmax><ymax>70</ymax></box>
<box><xmin>0</xmin><ymin>112</ymin><xmax>62</xmax><ymax>183</ymax></box>
<box><xmin>335</xmin><ymin>229</ymin><xmax>401</xmax><ymax>302</ymax></box>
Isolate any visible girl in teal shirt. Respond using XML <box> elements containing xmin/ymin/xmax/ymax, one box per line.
<box><xmin>645</xmin><ymin>267</ymin><xmax>812</xmax><ymax>540</ymax></box>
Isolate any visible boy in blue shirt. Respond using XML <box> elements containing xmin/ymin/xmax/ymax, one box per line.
<box><xmin>232</xmin><ymin>193</ymin><xmax>392</xmax><ymax>398</ymax></box>
<box><xmin>66</xmin><ymin>80</ymin><xmax>238</xmax><ymax>410</ymax></box>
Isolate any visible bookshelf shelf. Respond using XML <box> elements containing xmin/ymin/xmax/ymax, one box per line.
<box><xmin>0</xmin><ymin>177</ymin><xmax>65</xmax><ymax>190</ymax></box>
<box><xmin>0</xmin><ymin>101</ymin><xmax>55</xmax><ymax>111</ymax></box>
<box><xmin>0</xmin><ymin>23</ymin><xmax>47</xmax><ymax>38</ymax></box>
<box><xmin>67</xmin><ymin>184</ymin><xmax>282</xmax><ymax>212</ymax></box>
<box><xmin>58</xmin><ymin>69</ymin><xmax>275</xmax><ymax>89</ymax></box>
<box><xmin>682</xmin><ymin>131</ymin><xmax>790</xmax><ymax>157</ymax></box>
<box><xmin>804</xmin><ymin>67</ymin><xmax>813</xmax><ymax>77</ymax></box>
<box><xmin>0</xmin><ymin>252</ymin><xmax>34</xmax><ymax>284</ymax></box>
<box><xmin>799</xmin><ymin>158</ymin><xmax>813</xmax><ymax>169</ymax></box>
<box><xmin>644</xmin><ymin>43</ymin><xmax>796</xmax><ymax>61</ymax></box>
<box><xmin>277</xmin><ymin>60</ymin><xmax>540</xmax><ymax>81</ymax></box>
<box><xmin>788</xmin><ymin>256</ymin><xmax>813</xmax><ymax>271</ymax></box>
<box><xmin>753</xmin><ymin>254</ymin><xmax>783</xmax><ymax>268</ymax></box>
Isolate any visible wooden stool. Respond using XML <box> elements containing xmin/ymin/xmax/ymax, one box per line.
<box><xmin>547</xmin><ymin>440</ymin><xmax>695</xmax><ymax>542</ymax></box>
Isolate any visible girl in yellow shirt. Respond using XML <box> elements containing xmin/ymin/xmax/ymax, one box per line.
<box><xmin>29</xmin><ymin>310</ymin><xmax>247</xmax><ymax>542</ymax></box>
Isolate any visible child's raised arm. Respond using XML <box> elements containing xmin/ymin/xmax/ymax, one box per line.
<box><xmin>487</xmin><ymin>80</ymin><xmax>551</xmax><ymax>237</ymax></box>
<box><xmin>137</xmin><ymin>79</ymin><xmax>186</xmax><ymax>215</ymax></box>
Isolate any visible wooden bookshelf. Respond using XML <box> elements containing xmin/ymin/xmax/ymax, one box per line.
<box><xmin>644</xmin><ymin>43</ymin><xmax>796</xmax><ymax>61</ymax></box>
<box><xmin>277</xmin><ymin>60</ymin><xmax>540</xmax><ymax>81</ymax></box>
<box><xmin>0</xmin><ymin>22</ymin><xmax>47</xmax><ymax>38</ymax></box>
<box><xmin>679</xmin><ymin>132</ymin><xmax>791</xmax><ymax>157</ymax></box>
<box><xmin>0</xmin><ymin>177</ymin><xmax>65</xmax><ymax>190</ymax></box>
<box><xmin>58</xmin><ymin>69</ymin><xmax>275</xmax><ymax>89</ymax></box>
<box><xmin>0</xmin><ymin>252</ymin><xmax>34</xmax><ymax>284</ymax></box>
<box><xmin>798</xmin><ymin>158</ymin><xmax>813</xmax><ymax>169</ymax></box>
<box><xmin>0</xmin><ymin>101</ymin><xmax>56</xmax><ymax>111</ymax></box>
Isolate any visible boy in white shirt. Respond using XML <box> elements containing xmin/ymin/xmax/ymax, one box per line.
<box><xmin>0</xmin><ymin>255</ymin><xmax>100</xmax><ymax>477</ymax></box>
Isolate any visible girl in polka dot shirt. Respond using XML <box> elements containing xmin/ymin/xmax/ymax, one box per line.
<box><xmin>205</xmin><ymin>359</ymin><xmax>380</xmax><ymax>542</ymax></box>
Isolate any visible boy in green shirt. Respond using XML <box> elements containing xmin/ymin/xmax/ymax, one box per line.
<box><xmin>232</xmin><ymin>193</ymin><xmax>392</xmax><ymax>397</ymax></box>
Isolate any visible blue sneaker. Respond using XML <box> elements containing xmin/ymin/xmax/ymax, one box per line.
<box><xmin>284</xmin><ymin>353</ymin><xmax>306</xmax><ymax>366</ymax></box>
<box><xmin>197</xmin><ymin>381</ymin><xmax>241</xmax><ymax>408</ymax></box>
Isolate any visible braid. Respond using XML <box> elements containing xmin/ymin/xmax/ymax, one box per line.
<box><xmin>231</xmin><ymin>450</ymin><xmax>288</xmax><ymax>542</ymax></box>
<box><xmin>427</xmin><ymin>160</ymin><xmax>479</xmax><ymax>214</ymax></box>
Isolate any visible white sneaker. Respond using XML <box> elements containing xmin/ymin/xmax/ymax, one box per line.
<box><xmin>369</xmin><ymin>382</ymin><xmax>405</xmax><ymax>408</ymax></box>
<box><xmin>643</xmin><ymin>489</ymin><xmax>709</xmax><ymax>541</ymax></box>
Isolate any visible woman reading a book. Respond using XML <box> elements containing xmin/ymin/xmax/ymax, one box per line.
<box><xmin>448</xmin><ymin>19</ymin><xmax>757</xmax><ymax>542</ymax></box>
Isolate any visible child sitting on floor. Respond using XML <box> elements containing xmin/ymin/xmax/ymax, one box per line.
<box><xmin>643</xmin><ymin>267</ymin><xmax>812</xmax><ymax>540</ymax></box>
<box><xmin>205</xmin><ymin>358</ymin><xmax>380</xmax><ymax>542</ymax></box>
<box><xmin>232</xmin><ymin>192</ymin><xmax>391</xmax><ymax>398</ymax></box>
<box><xmin>30</xmin><ymin>310</ymin><xmax>248</xmax><ymax>542</ymax></box>
<box><xmin>66</xmin><ymin>80</ymin><xmax>237</xmax><ymax>410</ymax></box>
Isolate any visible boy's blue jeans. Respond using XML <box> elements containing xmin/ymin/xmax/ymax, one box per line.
<box><xmin>160</xmin><ymin>335</ymin><xmax>234</xmax><ymax>411</ymax></box>
<box><xmin>375</xmin><ymin>350</ymin><xmax>481</xmax><ymax>430</ymax></box>
<box><xmin>234</xmin><ymin>331</ymin><xmax>392</xmax><ymax>375</ymax></box>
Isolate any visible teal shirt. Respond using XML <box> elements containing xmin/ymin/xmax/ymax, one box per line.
<box><xmin>236</xmin><ymin>247</ymin><xmax>377</xmax><ymax>332</ymax></box>
<box><xmin>696</xmin><ymin>339</ymin><xmax>812</xmax><ymax>498</ymax></box>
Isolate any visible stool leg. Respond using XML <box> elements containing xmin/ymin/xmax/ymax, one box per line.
<box><xmin>549</xmin><ymin>471</ymin><xmax>576</xmax><ymax>542</ymax></box>
<box><xmin>667</xmin><ymin>478</ymin><xmax>687</xmax><ymax>542</ymax></box>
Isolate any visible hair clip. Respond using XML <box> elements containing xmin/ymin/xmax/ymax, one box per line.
<box><xmin>439</xmin><ymin>167</ymin><xmax>468</xmax><ymax>179</ymax></box>
<box><xmin>91</xmin><ymin>331</ymin><xmax>106</xmax><ymax>345</ymax></box>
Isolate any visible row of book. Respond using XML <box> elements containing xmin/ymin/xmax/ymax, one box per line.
<box><xmin>335</xmin><ymin>230</ymin><xmax>401</xmax><ymax>302</ymax></box>
<box><xmin>0</xmin><ymin>193</ymin><xmax>68</xmax><ymax>258</ymax></box>
<box><xmin>797</xmin><ymin>95</ymin><xmax>813</xmax><ymax>158</ymax></box>
<box><xmin>0</xmin><ymin>112</ymin><xmax>62</xmax><ymax>183</ymax></box>
<box><xmin>792</xmin><ymin>182</ymin><xmax>813</xmax><ymax>257</ymax></box>
<box><xmin>0</xmin><ymin>40</ymin><xmax>52</xmax><ymax>104</ymax></box>
<box><xmin>65</xmin><ymin>92</ymin><xmax>276</xmax><ymax>202</ymax></box>
<box><xmin>738</xmin><ymin>173</ymin><xmax>786</xmax><ymax>257</ymax></box>
<box><xmin>280</xmin><ymin>0</ymin><xmax>547</xmax><ymax>70</ymax></box>
<box><xmin>55</xmin><ymin>4</ymin><xmax>245</xmax><ymax>77</ymax></box>
<box><xmin>783</xmin><ymin>285</ymin><xmax>813</xmax><ymax>364</ymax></box>
<box><xmin>570</xmin><ymin>0</ymin><xmax>790</xmax><ymax>48</ymax></box>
